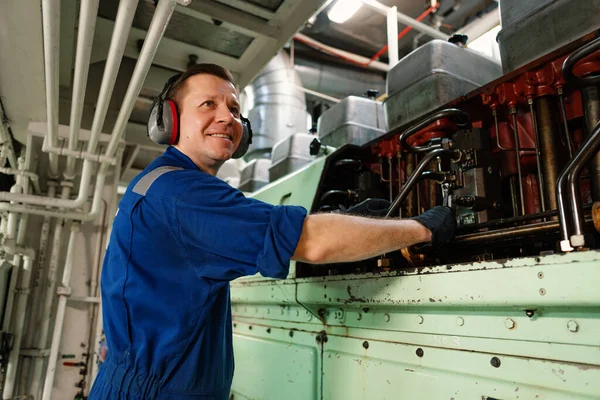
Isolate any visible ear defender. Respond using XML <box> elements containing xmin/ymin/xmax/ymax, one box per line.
<box><xmin>232</xmin><ymin>116</ymin><xmax>253</xmax><ymax>159</ymax></box>
<box><xmin>147</xmin><ymin>73</ymin><xmax>253</xmax><ymax>158</ymax></box>
<box><xmin>147</xmin><ymin>74</ymin><xmax>182</xmax><ymax>145</ymax></box>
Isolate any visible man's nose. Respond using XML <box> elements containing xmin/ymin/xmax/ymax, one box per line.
<box><xmin>215</xmin><ymin>104</ymin><xmax>234</xmax><ymax>124</ymax></box>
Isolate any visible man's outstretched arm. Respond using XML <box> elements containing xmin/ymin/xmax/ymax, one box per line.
<box><xmin>292</xmin><ymin>206</ymin><xmax>454</xmax><ymax>264</ymax></box>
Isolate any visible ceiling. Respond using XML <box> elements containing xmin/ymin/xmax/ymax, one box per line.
<box><xmin>0</xmin><ymin>0</ymin><xmax>499</xmax><ymax>186</ymax></box>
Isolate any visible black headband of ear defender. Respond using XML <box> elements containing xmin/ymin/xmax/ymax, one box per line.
<box><xmin>146</xmin><ymin>73</ymin><xmax>252</xmax><ymax>159</ymax></box>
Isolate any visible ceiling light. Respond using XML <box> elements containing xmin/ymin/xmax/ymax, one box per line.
<box><xmin>327</xmin><ymin>0</ymin><xmax>363</xmax><ymax>24</ymax></box>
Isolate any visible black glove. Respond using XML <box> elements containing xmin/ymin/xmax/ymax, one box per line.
<box><xmin>411</xmin><ymin>206</ymin><xmax>457</xmax><ymax>243</ymax></box>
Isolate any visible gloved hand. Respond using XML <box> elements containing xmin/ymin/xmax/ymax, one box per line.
<box><xmin>411</xmin><ymin>206</ymin><xmax>457</xmax><ymax>243</ymax></box>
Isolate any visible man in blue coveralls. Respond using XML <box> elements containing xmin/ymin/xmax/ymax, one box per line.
<box><xmin>90</xmin><ymin>64</ymin><xmax>455</xmax><ymax>399</ymax></box>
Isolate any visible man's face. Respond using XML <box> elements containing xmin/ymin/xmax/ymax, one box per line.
<box><xmin>175</xmin><ymin>73</ymin><xmax>243</xmax><ymax>173</ymax></box>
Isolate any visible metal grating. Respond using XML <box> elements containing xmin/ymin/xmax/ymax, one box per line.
<box><xmin>98</xmin><ymin>0</ymin><xmax>254</xmax><ymax>58</ymax></box>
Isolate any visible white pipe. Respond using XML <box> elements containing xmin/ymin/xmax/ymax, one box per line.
<box><xmin>101</xmin><ymin>0</ymin><xmax>179</xmax><ymax>174</ymax></box>
<box><xmin>65</xmin><ymin>0</ymin><xmax>101</xmax><ymax>178</ymax></box>
<box><xmin>0</xmin><ymin>171</ymin><xmax>107</xmax><ymax>221</ymax></box>
<box><xmin>360</xmin><ymin>0</ymin><xmax>449</xmax><ymax>41</ymax></box>
<box><xmin>0</xmin><ymin>169</ymin><xmax>41</xmax><ymax>194</ymax></box>
<box><xmin>293</xmin><ymin>33</ymin><xmax>389</xmax><ymax>72</ymax></box>
<box><xmin>42</xmin><ymin>141</ymin><xmax>118</xmax><ymax>165</ymax></box>
<box><xmin>0</xmin><ymin>160</ymin><xmax>93</xmax><ymax>208</ymax></box>
<box><xmin>3</xmin><ymin>172</ymin><xmax>32</xmax><ymax>400</ymax></box>
<box><xmin>87</xmin><ymin>0</ymin><xmax>140</xmax><ymax>154</ymax></box>
<box><xmin>297</xmin><ymin>86</ymin><xmax>341</xmax><ymax>103</ymax></box>
<box><xmin>29</xmin><ymin>184</ymin><xmax>72</xmax><ymax>399</ymax></box>
<box><xmin>18</xmin><ymin>183</ymin><xmax>55</xmax><ymax>396</ymax></box>
<box><xmin>85</xmin><ymin>200</ymin><xmax>107</xmax><ymax>394</ymax></box>
<box><xmin>0</xmin><ymin>105</ymin><xmax>18</xmax><ymax>170</ymax></box>
<box><xmin>3</xmin><ymin>254</ymin><xmax>34</xmax><ymax>400</ymax></box>
<box><xmin>41</xmin><ymin>0</ymin><xmax>61</xmax><ymax>178</ymax></box>
<box><xmin>387</xmin><ymin>6</ymin><xmax>399</xmax><ymax>67</ymax></box>
<box><xmin>42</xmin><ymin>222</ymin><xmax>80</xmax><ymax>400</ymax></box>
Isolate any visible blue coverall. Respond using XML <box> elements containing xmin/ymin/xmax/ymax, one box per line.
<box><xmin>89</xmin><ymin>146</ymin><xmax>307</xmax><ymax>399</ymax></box>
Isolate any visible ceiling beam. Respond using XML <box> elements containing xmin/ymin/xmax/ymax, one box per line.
<box><xmin>177</xmin><ymin>1</ymin><xmax>281</xmax><ymax>38</ymax></box>
<box><xmin>213</xmin><ymin>0</ymin><xmax>276</xmax><ymax>20</ymax></box>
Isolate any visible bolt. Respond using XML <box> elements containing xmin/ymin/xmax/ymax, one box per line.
<box><xmin>289</xmin><ymin>330</ymin><xmax>294</xmax><ymax>337</ymax></box>
<box><xmin>487</xmin><ymin>166</ymin><xmax>493</xmax><ymax>174</ymax></box>
<box><xmin>505</xmin><ymin>318</ymin><xmax>515</xmax><ymax>329</ymax></box>
<box><xmin>416</xmin><ymin>348</ymin><xmax>424</xmax><ymax>357</ymax></box>
<box><xmin>525</xmin><ymin>310</ymin><xmax>535</xmax><ymax>318</ymax></box>
<box><xmin>384</xmin><ymin>313</ymin><xmax>390</xmax><ymax>322</ymax></box>
<box><xmin>266</xmin><ymin>328</ymin><xmax>271</xmax><ymax>334</ymax></box>
<box><xmin>537</xmin><ymin>272</ymin><xmax>544</xmax><ymax>279</ymax></box>
<box><xmin>318</xmin><ymin>308</ymin><xmax>327</xmax><ymax>318</ymax></box>
<box><xmin>362</xmin><ymin>341</ymin><xmax>369</xmax><ymax>349</ymax></box>
<box><xmin>417</xmin><ymin>315</ymin><xmax>424</xmax><ymax>324</ymax></box>
<box><xmin>248</xmin><ymin>326</ymin><xmax>252</xmax><ymax>330</ymax></box>
<box><xmin>490</xmin><ymin>357</ymin><xmax>501</xmax><ymax>368</ymax></box>
<box><xmin>456</xmin><ymin>317</ymin><xmax>464</xmax><ymax>326</ymax></box>
<box><xmin>539</xmin><ymin>288</ymin><xmax>546</xmax><ymax>296</ymax></box>
<box><xmin>357</xmin><ymin>313</ymin><xmax>362</xmax><ymax>321</ymax></box>
<box><xmin>567</xmin><ymin>320</ymin><xmax>579</xmax><ymax>332</ymax></box>
<box><xmin>296</xmin><ymin>310</ymin><xmax>300</xmax><ymax>317</ymax></box>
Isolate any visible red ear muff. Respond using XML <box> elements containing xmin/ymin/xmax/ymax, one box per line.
<box><xmin>147</xmin><ymin>98</ymin><xmax>179</xmax><ymax>145</ymax></box>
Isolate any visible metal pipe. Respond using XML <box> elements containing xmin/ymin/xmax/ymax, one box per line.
<box><xmin>41</xmin><ymin>0</ymin><xmax>60</xmax><ymax>178</ymax></box>
<box><xmin>360</xmin><ymin>0</ymin><xmax>449</xmax><ymax>40</ymax></box>
<box><xmin>3</xmin><ymin>253</ymin><xmax>34</xmax><ymax>400</ymax></box>
<box><xmin>562</xmin><ymin>37</ymin><xmax>600</xmax><ymax>87</ymax></box>
<box><xmin>293</xmin><ymin>33</ymin><xmax>389</xmax><ymax>72</ymax></box>
<box><xmin>42</xmin><ymin>222</ymin><xmax>81</xmax><ymax>400</ymax></box>
<box><xmin>386</xmin><ymin>6</ymin><xmax>399</xmax><ymax>67</ymax></box>
<box><xmin>528</xmin><ymin>99</ymin><xmax>546</xmax><ymax>211</ymax></box>
<box><xmin>567</xmin><ymin>120</ymin><xmax>600</xmax><ymax>247</ymax></box>
<box><xmin>29</xmin><ymin>183</ymin><xmax>72</xmax><ymax>398</ymax></box>
<box><xmin>455</xmin><ymin>217</ymin><xmax>593</xmax><ymax>245</ymax></box>
<box><xmin>580</xmin><ymin>86</ymin><xmax>600</xmax><ymax>201</ymax></box>
<box><xmin>101</xmin><ymin>0</ymin><xmax>179</xmax><ymax>174</ymax></box>
<box><xmin>558</xmin><ymin>89</ymin><xmax>574</xmax><ymax>159</ymax></box>
<box><xmin>0</xmin><ymin>104</ymin><xmax>18</xmax><ymax>170</ymax></box>
<box><xmin>87</xmin><ymin>0</ymin><xmax>140</xmax><ymax>154</ymax></box>
<box><xmin>403</xmin><ymin>153</ymin><xmax>418</xmax><ymax>217</ymax></box>
<box><xmin>535</xmin><ymin>96</ymin><xmax>562</xmax><ymax>211</ymax></box>
<box><xmin>19</xmin><ymin>184</ymin><xmax>55</xmax><ymax>395</ymax></box>
<box><xmin>398</xmin><ymin>109</ymin><xmax>469</xmax><ymax>153</ymax></box>
<box><xmin>0</xmin><ymin>168</ymin><xmax>41</xmax><ymax>194</ymax></box>
<box><xmin>66</xmin><ymin>0</ymin><xmax>100</xmax><ymax>178</ymax></box>
<box><xmin>386</xmin><ymin>148</ymin><xmax>459</xmax><ymax>217</ymax></box>
<box><xmin>510</xmin><ymin>108</ymin><xmax>525</xmax><ymax>215</ymax></box>
<box><xmin>557</xmin><ymin>119</ymin><xmax>600</xmax><ymax>250</ymax></box>
<box><xmin>2</xmin><ymin>171</ymin><xmax>32</xmax><ymax>400</ymax></box>
<box><xmin>388</xmin><ymin>157</ymin><xmax>393</xmax><ymax>202</ymax></box>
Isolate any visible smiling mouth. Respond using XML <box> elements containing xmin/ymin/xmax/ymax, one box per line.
<box><xmin>207</xmin><ymin>133</ymin><xmax>232</xmax><ymax>141</ymax></box>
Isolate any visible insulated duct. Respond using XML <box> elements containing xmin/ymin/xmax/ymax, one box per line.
<box><xmin>294</xmin><ymin>57</ymin><xmax>386</xmax><ymax>99</ymax></box>
<box><xmin>246</xmin><ymin>51</ymin><xmax>309</xmax><ymax>156</ymax></box>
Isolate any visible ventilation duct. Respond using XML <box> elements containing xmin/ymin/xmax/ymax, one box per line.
<box><xmin>246</xmin><ymin>51</ymin><xmax>310</xmax><ymax>157</ymax></box>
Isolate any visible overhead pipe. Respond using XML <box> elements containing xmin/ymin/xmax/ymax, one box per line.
<box><xmin>41</xmin><ymin>0</ymin><xmax>61</xmax><ymax>178</ymax></box>
<box><xmin>42</xmin><ymin>222</ymin><xmax>81</xmax><ymax>400</ymax></box>
<box><xmin>65</xmin><ymin>0</ymin><xmax>101</xmax><ymax>178</ymax></box>
<box><xmin>4</xmin><ymin>0</ymin><xmax>137</xmax><ymax>208</ymax></box>
<box><xmin>100</xmin><ymin>0</ymin><xmax>180</xmax><ymax>175</ymax></box>
<box><xmin>557</xmin><ymin>120</ymin><xmax>600</xmax><ymax>251</ymax></box>
<box><xmin>0</xmin><ymin>103</ymin><xmax>18</xmax><ymax>169</ymax></box>
<box><xmin>360</xmin><ymin>0</ymin><xmax>449</xmax><ymax>41</ymax></box>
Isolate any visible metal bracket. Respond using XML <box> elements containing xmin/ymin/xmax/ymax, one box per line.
<box><xmin>56</xmin><ymin>286</ymin><xmax>72</xmax><ymax>296</ymax></box>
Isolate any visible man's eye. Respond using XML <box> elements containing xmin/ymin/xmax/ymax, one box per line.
<box><xmin>201</xmin><ymin>101</ymin><xmax>215</xmax><ymax>107</ymax></box>
<box><xmin>230</xmin><ymin>108</ymin><xmax>240</xmax><ymax>116</ymax></box>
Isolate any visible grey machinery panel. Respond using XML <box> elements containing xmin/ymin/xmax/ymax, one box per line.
<box><xmin>269</xmin><ymin>133</ymin><xmax>316</xmax><ymax>182</ymax></box>
<box><xmin>384</xmin><ymin>40</ymin><xmax>501</xmax><ymax>132</ymax></box>
<box><xmin>498</xmin><ymin>0</ymin><xmax>600</xmax><ymax>73</ymax></box>
<box><xmin>317</xmin><ymin>96</ymin><xmax>386</xmax><ymax>148</ymax></box>
<box><xmin>239</xmin><ymin>158</ymin><xmax>271</xmax><ymax>193</ymax></box>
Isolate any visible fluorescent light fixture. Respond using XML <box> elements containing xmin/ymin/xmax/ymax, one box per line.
<box><xmin>327</xmin><ymin>0</ymin><xmax>363</xmax><ymax>24</ymax></box>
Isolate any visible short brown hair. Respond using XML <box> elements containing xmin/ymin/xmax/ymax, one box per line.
<box><xmin>165</xmin><ymin>64</ymin><xmax>236</xmax><ymax>108</ymax></box>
